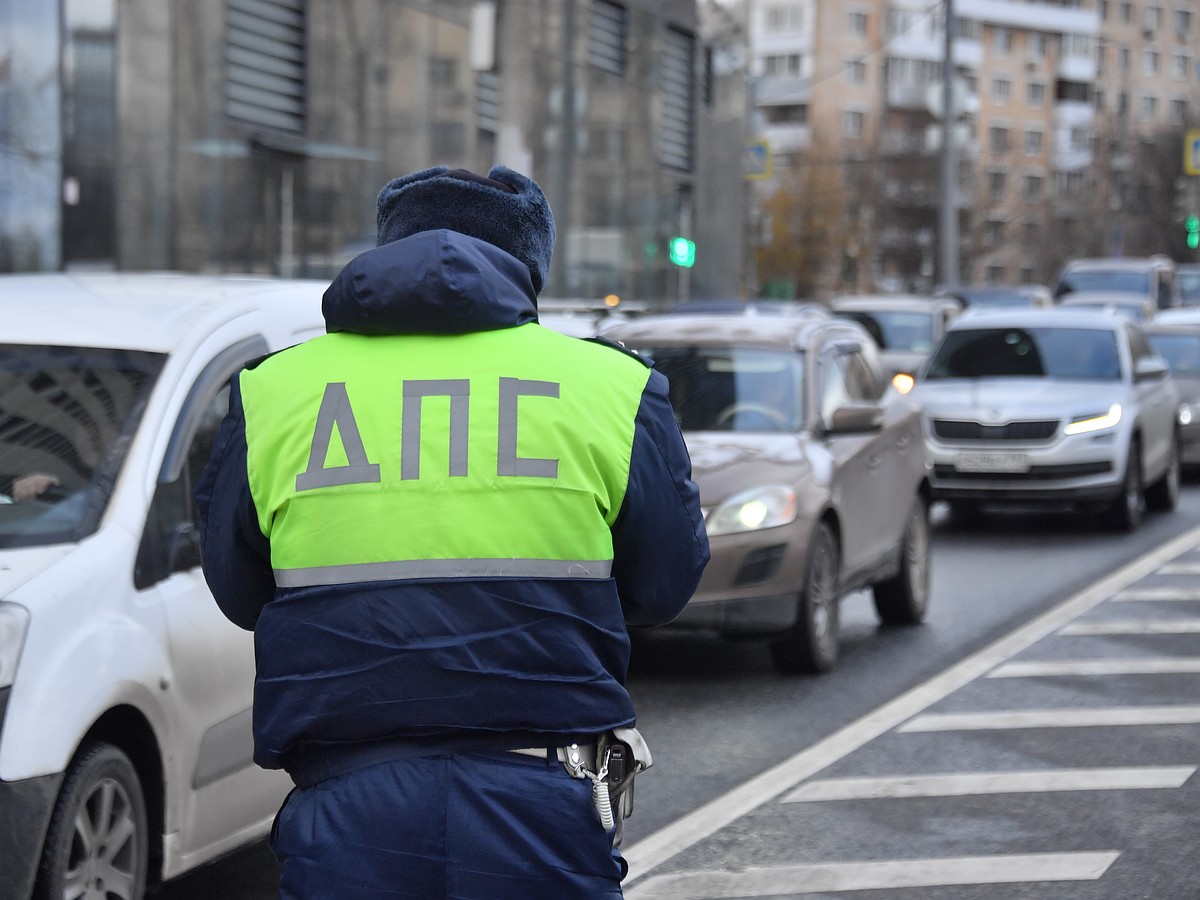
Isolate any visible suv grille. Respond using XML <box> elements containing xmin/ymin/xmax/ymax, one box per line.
<box><xmin>932</xmin><ymin>419</ymin><xmax>1059</xmax><ymax>442</ymax></box>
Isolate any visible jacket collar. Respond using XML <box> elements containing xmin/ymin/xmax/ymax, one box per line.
<box><xmin>322</xmin><ymin>229</ymin><xmax>539</xmax><ymax>336</ymax></box>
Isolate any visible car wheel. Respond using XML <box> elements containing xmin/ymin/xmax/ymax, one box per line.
<box><xmin>770</xmin><ymin>521</ymin><xmax>840</xmax><ymax>674</ymax></box>
<box><xmin>1146</xmin><ymin>435</ymin><xmax>1181</xmax><ymax>512</ymax></box>
<box><xmin>1107</xmin><ymin>440</ymin><xmax>1145</xmax><ymax>532</ymax></box>
<box><xmin>35</xmin><ymin>742</ymin><xmax>148</xmax><ymax>900</ymax></box>
<box><xmin>873</xmin><ymin>497</ymin><xmax>931</xmax><ymax>625</ymax></box>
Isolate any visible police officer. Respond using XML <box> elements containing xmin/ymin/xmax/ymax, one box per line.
<box><xmin>195</xmin><ymin>165</ymin><xmax>709</xmax><ymax>899</ymax></box>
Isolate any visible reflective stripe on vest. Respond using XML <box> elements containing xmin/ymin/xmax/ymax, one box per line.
<box><xmin>239</xmin><ymin>323</ymin><xmax>650</xmax><ymax>585</ymax></box>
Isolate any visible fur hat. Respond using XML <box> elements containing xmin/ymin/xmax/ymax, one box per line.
<box><xmin>376</xmin><ymin>165</ymin><xmax>555</xmax><ymax>294</ymax></box>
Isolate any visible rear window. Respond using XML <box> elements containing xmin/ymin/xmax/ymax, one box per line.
<box><xmin>1147</xmin><ymin>332</ymin><xmax>1200</xmax><ymax>376</ymax></box>
<box><xmin>838</xmin><ymin>310</ymin><xmax>934</xmax><ymax>353</ymax></box>
<box><xmin>1057</xmin><ymin>269</ymin><xmax>1150</xmax><ymax>295</ymax></box>
<box><xmin>926</xmin><ymin>328</ymin><xmax>1121</xmax><ymax>382</ymax></box>
<box><xmin>0</xmin><ymin>344</ymin><xmax>165</xmax><ymax>547</ymax></box>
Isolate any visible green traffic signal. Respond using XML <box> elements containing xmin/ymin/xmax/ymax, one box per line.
<box><xmin>668</xmin><ymin>236</ymin><xmax>696</xmax><ymax>268</ymax></box>
<box><xmin>1188</xmin><ymin>214</ymin><xmax>1200</xmax><ymax>250</ymax></box>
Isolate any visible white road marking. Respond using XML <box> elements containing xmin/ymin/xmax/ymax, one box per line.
<box><xmin>990</xmin><ymin>657</ymin><xmax>1200</xmax><ymax>676</ymax></box>
<box><xmin>781</xmin><ymin>766</ymin><xmax>1195</xmax><ymax>802</ymax></box>
<box><xmin>1115</xmin><ymin>587</ymin><xmax>1200</xmax><ymax>601</ymax></box>
<box><xmin>620</xmin><ymin>523</ymin><xmax>1200</xmax><ymax>886</ymax></box>
<box><xmin>1159</xmin><ymin>562</ymin><xmax>1200</xmax><ymax>575</ymax></box>
<box><xmin>900</xmin><ymin>705</ymin><xmax>1200</xmax><ymax>732</ymax></box>
<box><xmin>1059</xmin><ymin>618</ymin><xmax>1200</xmax><ymax>635</ymax></box>
<box><xmin>626</xmin><ymin>852</ymin><xmax>1121</xmax><ymax>898</ymax></box>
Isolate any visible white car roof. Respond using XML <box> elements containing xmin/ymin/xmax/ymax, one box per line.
<box><xmin>950</xmin><ymin>307</ymin><xmax>1128</xmax><ymax>331</ymax></box>
<box><xmin>3</xmin><ymin>272</ymin><xmax>329</xmax><ymax>354</ymax></box>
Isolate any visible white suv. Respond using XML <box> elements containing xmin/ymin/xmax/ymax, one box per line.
<box><xmin>0</xmin><ymin>273</ymin><xmax>326</xmax><ymax>899</ymax></box>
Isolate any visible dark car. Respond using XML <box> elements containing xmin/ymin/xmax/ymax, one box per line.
<box><xmin>602</xmin><ymin>310</ymin><xmax>932</xmax><ymax>674</ymax></box>
<box><xmin>1145</xmin><ymin>321</ymin><xmax>1200</xmax><ymax>468</ymax></box>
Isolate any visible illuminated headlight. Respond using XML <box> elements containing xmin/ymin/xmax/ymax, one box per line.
<box><xmin>1180</xmin><ymin>404</ymin><xmax>1199</xmax><ymax>427</ymax></box>
<box><xmin>0</xmin><ymin>602</ymin><xmax>30</xmax><ymax>688</ymax></box>
<box><xmin>706</xmin><ymin>485</ymin><xmax>797</xmax><ymax>536</ymax></box>
<box><xmin>1063</xmin><ymin>403</ymin><xmax>1122</xmax><ymax>435</ymax></box>
<box><xmin>892</xmin><ymin>372</ymin><xmax>915</xmax><ymax>395</ymax></box>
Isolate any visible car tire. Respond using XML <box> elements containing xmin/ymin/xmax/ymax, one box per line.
<box><xmin>34</xmin><ymin>742</ymin><xmax>148</xmax><ymax>900</ymax></box>
<box><xmin>1146</xmin><ymin>435</ymin><xmax>1181</xmax><ymax>513</ymax></box>
<box><xmin>770</xmin><ymin>521</ymin><xmax>840</xmax><ymax>674</ymax></box>
<box><xmin>1107</xmin><ymin>440</ymin><xmax>1145</xmax><ymax>532</ymax></box>
<box><xmin>873</xmin><ymin>497</ymin><xmax>931</xmax><ymax>626</ymax></box>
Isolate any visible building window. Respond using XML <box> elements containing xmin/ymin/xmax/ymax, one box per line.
<box><xmin>1120</xmin><ymin>2</ymin><xmax>1132</xmax><ymax>23</ymax></box>
<box><xmin>992</xmin><ymin>77</ymin><xmax>1011</xmax><ymax>104</ymax></box>
<box><xmin>1140</xmin><ymin>94</ymin><xmax>1159</xmax><ymax>120</ymax></box>
<box><xmin>1171</xmin><ymin>98</ymin><xmax>1187</xmax><ymax>123</ymax></box>
<box><xmin>985</xmin><ymin>219</ymin><xmax>1006</xmax><ymax>246</ymax></box>
<box><xmin>764</xmin><ymin>54</ymin><xmax>803</xmax><ymax>77</ymax></box>
<box><xmin>430</xmin><ymin>57</ymin><xmax>458</xmax><ymax>87</ymax></box>
<box><xmin>1024</xmin><ymin>128</ymin><xmax>1043</xmax><ymax>155</ymax></box>
<box><xmin>659</xmin><ymin>26</ymin><xmax>694</xmax><ymax>171</ymax></box>
<box><xmin>765</xmin><ymin>3</ymin><xmax>804</xmax><ymax>31</ymax></box>
<box><xmin>993</xmin><ymin>27</ymin><xmax>1013</xmax><ymax>54</ymax></box>
<box><xmin>1098</xmin><ymin>0</ymin><xmax>1109</xmax><ymax>21</ymax></box>
<box><xmin>589</xmin><ymin>0</ymin><xmax>627</xmax><ymax>76</ymax></box>
<box><xmin>848</xmin><ymin>10</ymin><xmax>868</xmax><ymax>37</ymax></box>
<box><xmin>1023</xmin><ymin>173</ymin><xmax>1042</xmax><ymax>199</ymax></box>
<box><xmin>847</xmin><ymin>58</ymin><xmax>866</xmax><ymax>85</ymax></box>
<box><xmin>1020</xmin><ymin>265</ymin><xmax>1035</xmax><ymax>283</ymax></box>
<box><xmin>1023</xmin><ymin>221</ymin><xmax>1039</xmax><ymax>246</ymax></box>
<box><xmin>764</xmin><ymin>104</ymin><xmax>808</xmax><ymax>124</ymax></box>
<box><xmin>1027</xmin><ymin>33</ymin><xmax>1048</xmax><ymax>59</ymax></box>
<box><xmin>843</xmin><ymin>109</ymin><xmax>865</xmax><ymax>137</ymax></box>
<box><xmin>1176</xmin><ymin>9</ymin><xmax>1192</xmax><ymax>35</ymax></box>
<box><xmin>225</xmin><ymin>0</ymin><xmax>307</xmax><ymax>134</ymax></box>
<box><xmin>1173</xmin><ymin>53</ymin><xmax>1190</xmax><ymax>79</ymax></box>
<box><xmin>985</xmin><ymin>264</ymin><xmax>1006</xmax><ymax>283</ymax></box>
<box><xmin>1027</xmin><ymin>82</ymin><xmax>1046</xmax><ymax>107</ymax></box>
<box><xmin>1069</xmin><ymin>126</ymin><xmax>1089</xmax><ymax>150</ymax></box>
<box><xmin>1144</xmin><ymin>5</ymin><xmax>1162</xmax><ymax>32</ymax></box>
<box><xmin>1119</xmin><ymin>46</ymin><xmax>1130</xmax><ymax>71</ymax></box>
<box><xmin>988</xmin><ymin>170</ymin><xmax>1007</xmax><ymax>200</ymax></box>
<box><xmin>1144</xmin><ymin>48</ymin><xmax>1161</xmax><ymax>75</ymax></box>
<box><xmin>989</xmin><ymin>125</ymin><xmax>1010</xmax><ymax>154</ymax></box>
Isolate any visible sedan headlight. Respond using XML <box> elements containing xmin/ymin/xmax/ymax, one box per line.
<box><xmin>706</xmin><ymin>485</ymin><xmax>797</xmax><ymax>536</ymax></box>
<box><xmin>0</xmin><ymin>602</ymin><xmax>30</xmax><ymax>688</ymax></box>
<box><xmin>1179</xmin><ymin>403</ymin><xmax>1200</xmax><ymax>427</ymax></box>
<box><xmin>1063</xmin><ymin>403</ymin><xmax>1122</xmax><ymax>435</ymax></box>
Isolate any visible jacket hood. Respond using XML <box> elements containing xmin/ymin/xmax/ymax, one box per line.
<box><xmin>322</xmin><ymin>229</ymin><xmax>539</xmax><ymax>336</ymax></box>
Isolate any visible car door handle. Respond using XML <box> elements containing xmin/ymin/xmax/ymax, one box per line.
<box><xmin>895</xmin><ymin>433</ymin><xmax>912</xmax><ymax>450</ymax></box>
<box><xmin>868</xmin><ymin>454</ymin><xmax>883</xmax><ymax>469</ymax></box>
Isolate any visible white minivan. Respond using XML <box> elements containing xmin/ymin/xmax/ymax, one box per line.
<box><xmin>0</xmin><ymin>273</ymin><xmax>326</xmax><ymax>899</ymax></box>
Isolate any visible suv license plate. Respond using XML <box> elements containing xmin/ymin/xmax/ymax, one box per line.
<box><xmin>955</xmin><ymin>452</ymin><xmax>1030</xmax><ymax>473</ymax></box>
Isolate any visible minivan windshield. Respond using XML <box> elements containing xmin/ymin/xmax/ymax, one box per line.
<box><xmin>0</xmin><ymin>344</ymin><xmax>165</xmax><ymax>548</ymax></box>
<box><xmin>638</xmin><ymin>347</ymin><xmax>805</xmax><ymax>433</ymax></box>
<box><xmin>925</xmin><ymin>327</ymin><xmax>1122</xmax><ymax>382</ymax></box>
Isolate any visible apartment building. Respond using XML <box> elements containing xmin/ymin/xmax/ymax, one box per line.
<box><xmin>2</xmin><ymin>0</ymin><xmax>746</xmax><ymax>304</ymax></box>
<box><xmin>746</xmin><ymin>0</ymin><xmax>1200</xmax><ymax>294</ymax></box>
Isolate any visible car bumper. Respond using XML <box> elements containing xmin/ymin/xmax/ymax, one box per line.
<box><xmin>1179</xmin><ymin>422</ymin><xmax>1200</xmax><ymax>465</ymax></box>
<box><xmin>0</xmin><ymin>691</ymin><xmax>63</xmax><ymax>899</ymax></box>
<box><xmin>926</xmin><ymin>429</ymin><xmax>1125</xmax><ymax>504</ymax></box>
<box><xmin>665</xmin><ymin>528</ymin><xmax>806</xmax><ymax>637</ymax></box>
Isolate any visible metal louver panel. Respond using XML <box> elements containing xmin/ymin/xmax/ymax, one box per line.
<box><xmin>660</xmin><ymin>27</ymin><xmax>694</xmax><ymax>171</ymax></box>
<box><xmin>225</xmin><ymin>0</ymin><xmax>306</xmax><ymax>133</ymax></box>
<box><xmin>589</xmin><ymin>0</ymin><xmax>626</xmax><ymax>76</ymax></box>
<box><xmin>477</xmin><ymin>71</ymin><xmax>500</xmax><ymax>133</ymax></box>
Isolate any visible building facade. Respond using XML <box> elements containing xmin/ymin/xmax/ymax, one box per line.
<box><xmin>745</xmin><ymin>0</ymin><xmax>1200</xmax><ymax>296</ymax></box>
<box><xmin>0</xmin><ymin>0</ymin><xmax>749</xmax><ymax>306</ymax></box>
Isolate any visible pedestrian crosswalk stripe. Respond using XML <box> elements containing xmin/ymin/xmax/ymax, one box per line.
<box><xmin>900</xmin><ymin>705</ymin><xmax>1200</xmax><ymax>732</ymax></box>
<box><xmin>989</xmin><ymin>657</ymin><xmax>1200</xmax><ymax>676</ymax></box>
<box><xmin>781</xmin><ymin>766</ymin><xmax>1195</xmax><ymax>802</ymax></box>
<box><xmin>1060</xmin><ymin>618</ymin><xmax>1200</xmax><ymax>635</ymax></box>
<box><xmin>1115</xmin><ymin>587</ymin><xmax>1200</xmax><ymax>601</ymax></box>
<box><xmin>1159</xmin><ymin>562</ymin><xmax>1200</xmax><ymax>574</ymax></box>
<box><xmin>624</xmin><ymin>852</ymin><xmax>1121</xmax><ymax>898</ymax></box>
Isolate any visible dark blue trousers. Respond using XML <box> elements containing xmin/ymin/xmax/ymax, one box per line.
<box><xmin>270</xmin><ymin>749</ymin><xmax>626</xmax><ymax>899</ymax></box>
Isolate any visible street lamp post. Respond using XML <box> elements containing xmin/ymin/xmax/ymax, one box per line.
<box><xmin>939</xmin><ymin>0</ymin><xmax>959</xmax><ymax>287</ymax></box>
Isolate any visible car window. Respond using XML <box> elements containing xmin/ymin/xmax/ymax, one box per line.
<box><xmin>1125</xmin><ymin>324</ymin><xmax>1154</xmax><ymax>365</ymax></box>
<box><xmin>838</xmin><ymin>311</ymin><xmax>934</xmax><ymax>353</ymax></box>
<box><xmin>638</xmin><ymin>346</ymin><xmax>804</xmax><ymax>433</ymax></box>
<box><xmin>1147</xmin><ymin>332</ymin><xmax>1200</xmax><ymax>376</ymax></box>
<box><xmin>0</xmin><ymin>344</ymin><xmax>165</xmax><ymax>548</ymax></box>
<box><xmin>926</xmin><ymin>327</ymin><xmax>1121</xmax><ymax>381</ymax></box>
<box><xmin>820</xmin><ymin>348</ymin><xmax>878</xmax><ymax>425</ymax></box>
<box><xmin>1058</xmin><ymin>269</ymin><xmax>1150</xmax><ymax>295</ymax></box>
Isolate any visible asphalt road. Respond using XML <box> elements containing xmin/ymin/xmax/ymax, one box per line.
<box><xmin>153</xmin><ymin>489</ymin><xmax>1200</xmax><ymax>898</ymax></box>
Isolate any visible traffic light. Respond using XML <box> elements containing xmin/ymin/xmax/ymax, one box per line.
<box><xmin>668</xmin><ymin>236</ymin><xmax>696</xmax><ymax>268</ymax></box>
<box><xmin>1188</xmin><ymin>214</ymin><xmax>1200</xmax><ymax>250</ymax></box>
